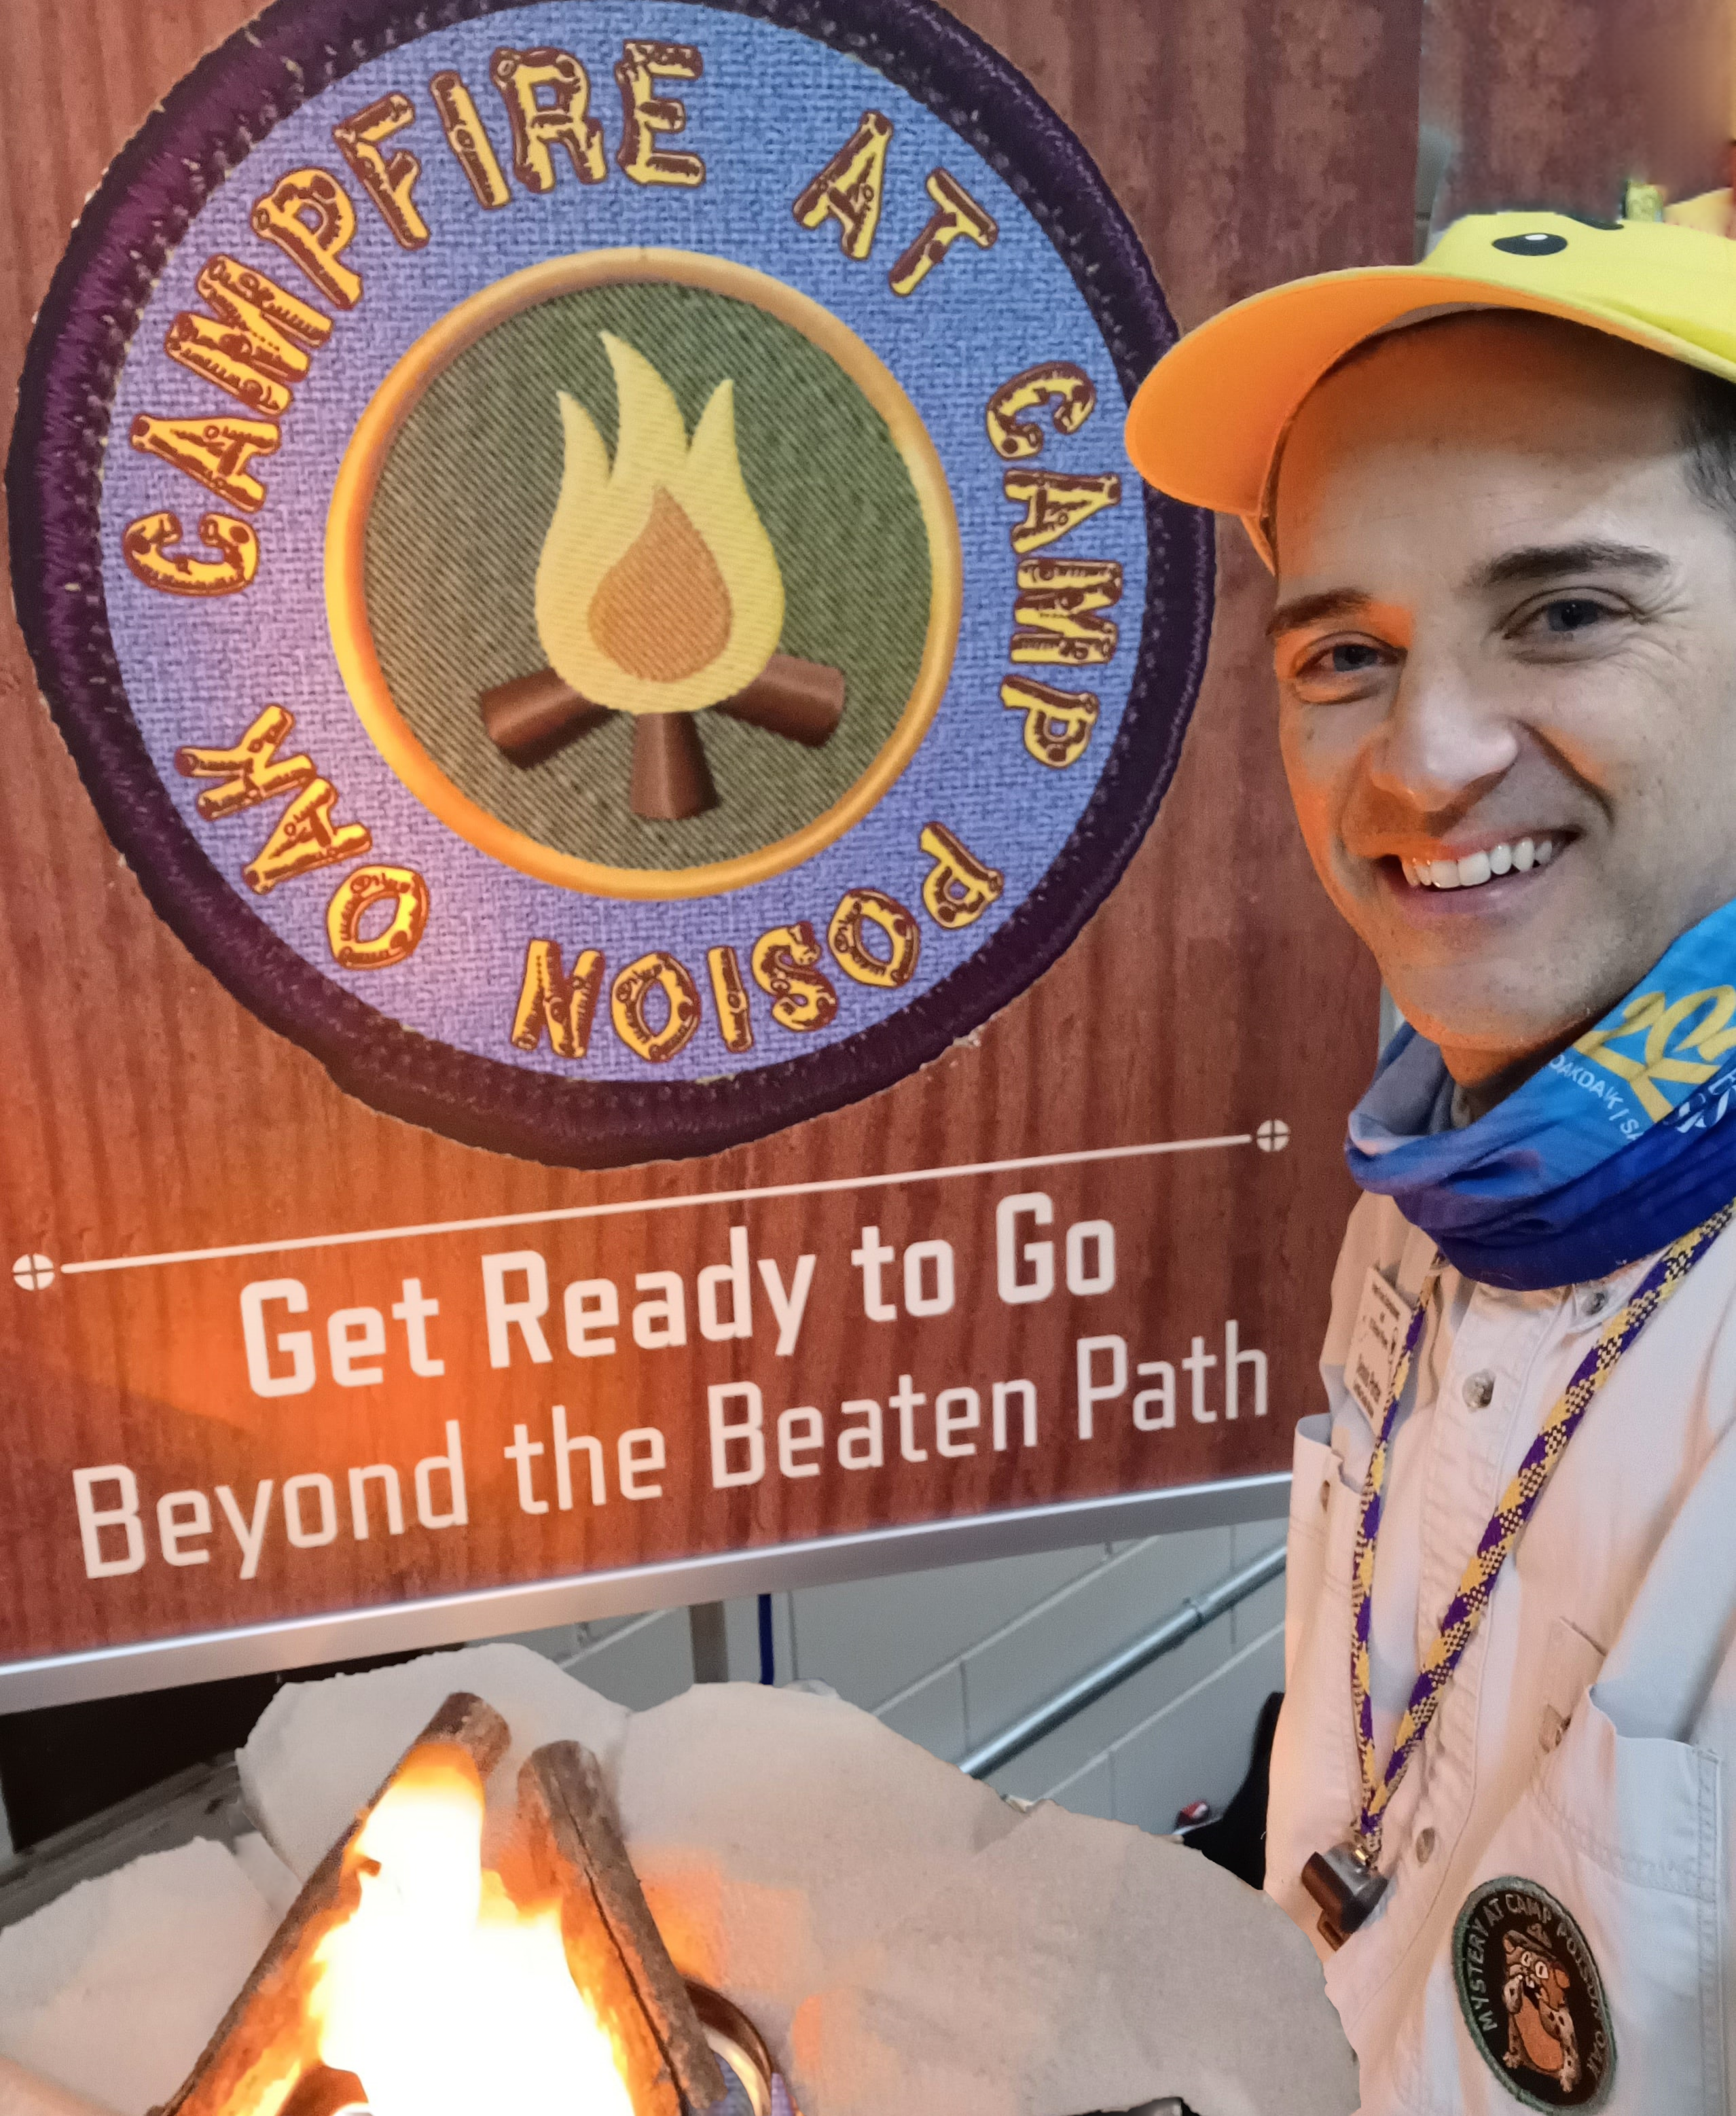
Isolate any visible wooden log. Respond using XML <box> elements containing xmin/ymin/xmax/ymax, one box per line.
<box><xmin>477</xmin><ymin>655</ymin><xmax>845</xmax><ymax>773</ymax></box>
<box><xmin>152</xmin><ymin>1692</ymin><xmax>509</xmax><ymax>2116</ymax></box>
<box><xmin>714</xmin><ymin>654</ymin><xmax>844</xmax><ymax>748</ymax></box>
<box><xmin>519</xmin><ymin>1742</ymin><xmax>727</xmax><ymax>2116</ymax></box>
<box><xmin>631</xmin><ymin>713</ymin><xmax>717</xmax><ymax>821</ymax></box>
<box><xmin>480</xmin><ymin>668</ymin><xmax>611</xmax><ymax>766</ymax></box>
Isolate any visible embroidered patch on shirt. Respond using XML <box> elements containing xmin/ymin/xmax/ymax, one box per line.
<box><xmin>1453</xmin><ymin>1878</ymin><xmax>1615</xmax><ymax>2110</ymax></box>
<box><xmin>1344</xmin><ymin>1263</ymin><xmax>1412</xmax><ymax>1423</ymax></box>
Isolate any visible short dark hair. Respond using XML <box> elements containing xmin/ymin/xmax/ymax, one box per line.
<box><xmin>1680</xmin><ymin>363</ymin><xmax>1736</xmax><ymax>538</ymax></box>
<box><xmin>1267</xmin><ymin>314</ymin><xmax>1736</xmax><ymax>561</ymax></box>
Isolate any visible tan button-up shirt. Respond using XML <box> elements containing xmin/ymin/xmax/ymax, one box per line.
<box><xmin>1267</xmin><ymin>1189</ymin><xmax>1736</xmax><ymax>2113</ymax></box>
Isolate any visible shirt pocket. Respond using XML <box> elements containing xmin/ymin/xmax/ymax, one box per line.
<box><xmin>1536</xmin><ymin>1613</ymin><xmax>1606</xmax><ymax>1759</ymax></box>
<box><xmin>1285</xmin><ymin>1422</ymin><xmax>1360</xmax><ymax>1685</ymax></box>
<box><xmin>1286</xmin><ymin>1424</ymin><xmax>1334</xmax><ymax>1653</ymax></box>
<box><xmin>1381</xmin><ymin>1689</ymin><xmax>1724</xmax><ymax>2115</ymax></box>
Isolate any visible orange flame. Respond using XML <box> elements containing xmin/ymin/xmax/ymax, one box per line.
<box><xmin>306</xmin><ymin>1751</ymin><xmax>635</xmax><ymax>2116</ymax></box>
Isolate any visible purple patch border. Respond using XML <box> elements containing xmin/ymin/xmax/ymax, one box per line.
<box><xmin>6</xmin><ymin>0</ymin><xmax>1212</xmax><ymax>1170</ymax></box>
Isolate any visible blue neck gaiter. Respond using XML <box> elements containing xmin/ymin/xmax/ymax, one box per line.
<box><xmin>1345</xmin><ymin>900</ymin><xmax>1736</xmax><ymax>1290</ymax></box>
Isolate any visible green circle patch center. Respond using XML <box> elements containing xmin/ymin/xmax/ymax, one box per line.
<box><xmin>364</xmin><ymin>279</ymin><xmax>933</xmax><ymax>873</ymax></box>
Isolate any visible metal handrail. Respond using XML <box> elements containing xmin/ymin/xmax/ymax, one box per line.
<box><xmin>958</xmin><ymin>1541</ymin><xmax>1287</xmax><ymax>1780</ymax></box>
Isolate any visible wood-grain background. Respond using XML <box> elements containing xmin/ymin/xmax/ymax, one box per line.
<box><xmin>0</xmin><ymin>0</ymin><xmax>1720</xmax><ymax>1676</ymax></box>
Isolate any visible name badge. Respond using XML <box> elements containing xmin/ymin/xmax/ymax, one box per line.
<box><xmin>1345</xmin><ymin>1265</ymin><xmax>1411</xmax><ymax>1423</ymax></box>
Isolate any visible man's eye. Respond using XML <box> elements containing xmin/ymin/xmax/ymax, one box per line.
<box><xmin>1284</xmin><ymin>635</ymin><xmax>1395</xmax><ymax>692</ymax></box>
<box><xmin>1542</xmin><ymin>597</ymin><xmax>1610</xmax><ymax>633</ymax></box>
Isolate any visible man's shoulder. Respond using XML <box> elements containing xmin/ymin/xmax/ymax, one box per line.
<box><xmin>1316</xmin><ymin>1194</ymin><xmax>1404</xmax><ymax>1378</ymax></box>
<box><xmin>1326</xmin><ymin>1191</ymin><xmax>1426</xmax><ymax>1327</ymax></box>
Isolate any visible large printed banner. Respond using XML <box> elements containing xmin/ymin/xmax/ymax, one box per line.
<box><xmin>0</xmin><ymin>0</ymin><xmax>1390</xmax><ymax>1693</ymax></box>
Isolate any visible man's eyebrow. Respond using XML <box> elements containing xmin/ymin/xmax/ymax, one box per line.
<box><xmin>1265</xmin><ymin>588</ymin><xmax>1371</xmax><ymax>642</ymax></box>
<box><xmin>1472</xmin><ymin>541</ymin><xmax>1670</xmax><ymax>591</ymax></box>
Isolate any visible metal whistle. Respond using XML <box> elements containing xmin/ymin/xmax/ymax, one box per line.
<box><xmin>1301</xmin><ymin>1840</ymin><xmax>1389</xmax><ymax>1952</ymax></box>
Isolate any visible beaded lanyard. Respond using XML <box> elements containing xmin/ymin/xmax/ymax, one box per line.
<box><xmin>1346</xmin><ymin>1199</ymin><xmax>1736</xmax><ymax>1875</ymax></box>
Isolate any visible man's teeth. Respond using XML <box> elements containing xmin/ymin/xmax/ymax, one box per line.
<box><xmin>1400</xmin><ymin>838</ymin><xmax>1558</xmax><ymax>890</ymax></box>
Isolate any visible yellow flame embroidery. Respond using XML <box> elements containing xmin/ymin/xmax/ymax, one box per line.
<box><xmin>535</xmin><ymin>332</ymin><xmax>785</xmax><ymax>716</ymax></box>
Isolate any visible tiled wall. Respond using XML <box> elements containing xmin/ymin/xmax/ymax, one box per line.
<box><xmin>513</xmin><ymin>1516</ymin><xmax>1286</xmax><ymax>1835</ymax></box>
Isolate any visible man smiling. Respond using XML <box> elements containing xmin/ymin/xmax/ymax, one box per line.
<box><xmin>1129</xmin><ymin>212</ymin><xmax>1736</xmax><ymax>2113</ymax></box>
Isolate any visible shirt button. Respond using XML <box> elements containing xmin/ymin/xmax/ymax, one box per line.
<box><xmin>1320</xmin><ymin>1479</ymin><xmax>1332</xmax><ymax>1513</ymax></box>
<box><xmin>1415</xmin><ymin>1827</ymin><xmax>1436</xmax><ymax>1865</ymax></box>
<box><xmin>1462</xmin><ymin>1370</ymin><xmax>1496</xmax><ymax>1409</ymax></box>
<box><xmin>1581</xmin><ymin>1285</ymin><xmax>1610</xmax><ymax>1318</ymax></box>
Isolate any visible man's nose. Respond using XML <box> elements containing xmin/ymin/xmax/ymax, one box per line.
<box><xmin>1364</xmin><ymin>653</ymin><xmax>1520</xmax><ymax>816</ymax></box>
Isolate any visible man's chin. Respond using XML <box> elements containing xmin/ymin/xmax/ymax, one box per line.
<box><xmin>1377</xmin><ymin>970</ymin><xmax>1596</xmax><ymax>1074</ymax></box>
<box><xmin>1345</xmin><ymin>857</ymin><xmax>1659</xmax><ymax>1072</ymax></box>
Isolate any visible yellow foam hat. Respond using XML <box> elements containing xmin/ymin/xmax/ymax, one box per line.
<box><xmin>1125</xmin><ymin>209</ymin><xmax>1736</xmax><ymax>567</ymax></box>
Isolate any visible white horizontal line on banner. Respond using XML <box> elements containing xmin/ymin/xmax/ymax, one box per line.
<box><xmin>56</xmin><ymin>1132</ymin><xmax>1252</xmax><ymax>1278</ymax></box>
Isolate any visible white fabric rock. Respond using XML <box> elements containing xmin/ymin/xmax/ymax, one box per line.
<box><xmin>787</xmin><ymin>1795</ymin><xmax>1359</xmax><ymax>2116</ymax></box>
<box><xmin>230</xmin><ymin>1832</ymin><xmax>301</xmax><ymax>1922</ymax></box>
<box><xmin>0</xmin><ymin>1840</ymin><xmax>277</xmax><ymax>2115</ymax></box>
<box><xmin>239</xmin><ymin>1641</ymin><xmax>629</xmax><ymax>1876</ymax></box>
<box><xmin>617</xmin><ymin>1683</ymin><xmax>1020</xmax><ymax>2060</ymax></box>
<box><xmin>0</xmin><ymin>2058</ymin><xmax>117</xmax><ymax>2116</ymax></box>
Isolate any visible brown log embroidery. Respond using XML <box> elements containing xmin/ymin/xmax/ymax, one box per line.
<box><xmin>477</xmin><ymin>655</ymin><xmax>845</xmax><ymax>822</ymax></box>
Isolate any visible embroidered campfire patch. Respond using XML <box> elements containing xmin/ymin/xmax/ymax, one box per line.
<box><xmin>1453</xmin><ymin>1878</ymin><xmax>1614</xmax><ymax>2111</ymax></box>
<box><xmin>8</xmin><ymin>0</ymin><xmax>1210</xmax><ymax>1168</ymax></box>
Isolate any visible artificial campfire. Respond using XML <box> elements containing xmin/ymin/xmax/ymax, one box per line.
<box><xmin>479</xmin><ymin>334</ymin><xmax>844</xmax><ymax>821</ymax></box>
<box><xmin>152</xmin><ymin>1693</ymin><xmax>767</xmax><ymax>2116</ymax></box>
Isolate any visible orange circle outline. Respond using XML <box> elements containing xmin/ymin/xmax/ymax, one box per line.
<box><xmin>325</xmin><ymin>249</ymin><xmax>962</xmax><ymax>902</ymax></box>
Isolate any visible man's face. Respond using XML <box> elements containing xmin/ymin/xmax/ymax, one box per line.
<box><xmin>1270</xmin><ymin>315</ymin><xmax>1736</xmax><ymax>1092</ymax></box>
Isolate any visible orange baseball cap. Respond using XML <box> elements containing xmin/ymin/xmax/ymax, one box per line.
<box><xmin>1125</xmin><ymin>209</ymin><xmax>1736</xmax><ymax>567</ymax></box>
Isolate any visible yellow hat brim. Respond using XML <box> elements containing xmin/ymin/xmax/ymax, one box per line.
<box><xmin>1126</xmin><ymin>218</ymin><xmax>1736</xmax><ymax>564</ymax></box>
